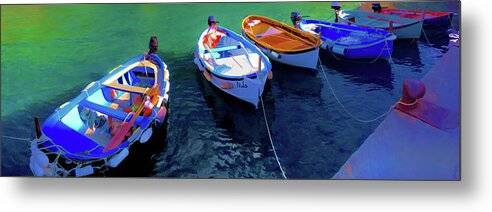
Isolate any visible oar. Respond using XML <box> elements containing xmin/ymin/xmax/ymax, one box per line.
<box><xmin>238</xmin><ymin>42</ymin><xmax>257</xmax><ymax>70</ymax></box>
<box><xmin>103</xmin><ymin>87</ymin><xmax>156</xmax><ymax>152</ymax></box>
<box><xmin>203</xmin><ymin>43</ymin><xmax>219</xmax><ymax>64</ymax></box>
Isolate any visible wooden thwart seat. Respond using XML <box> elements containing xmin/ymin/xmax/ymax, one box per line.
<box><xmin>214</xmin><ymin>54</ymin><xmax>258</xmax><ymax>77</ymax></box>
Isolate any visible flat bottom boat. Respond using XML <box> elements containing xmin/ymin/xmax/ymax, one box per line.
<box><xmin>242</xmin><ymin>15</ymin><xmax>322</xmax><ymax>70</ymax></box>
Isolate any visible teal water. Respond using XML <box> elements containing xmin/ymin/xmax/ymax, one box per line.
<box><xmin>1</xmin><ymin>2</ymin><xmax>459</xmax><ymax>178</ymax></box>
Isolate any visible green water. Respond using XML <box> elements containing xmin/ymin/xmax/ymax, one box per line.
<box><xmin>1</xmin><ymin>2</ymin><xmax>357</xmax><ymax>119</ymax></box>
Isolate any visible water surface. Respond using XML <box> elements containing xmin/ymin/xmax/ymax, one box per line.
<box><xmin>1</xmin><ymin>2</ymin><xmax>459</xmax><ymax>178</ymax></box>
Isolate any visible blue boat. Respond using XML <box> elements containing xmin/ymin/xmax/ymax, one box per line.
<box><xmin>299</xmin><ymin>19</ymin><xmax>396</xmax><ymax>60</ymax></box>
<box><xmin>29</xmin><ymin>54</ymin><xmax>171</xmax><ymax>177</ymax></box>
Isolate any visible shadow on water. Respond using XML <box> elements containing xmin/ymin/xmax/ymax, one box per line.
<box><xmin>318</xmin><ymin>50</ymin><xmax>394</xmax><ymax>90</ymax></box>
<box><xmin>150</xmin><ymin>53</ymin><xmax>283</xmax><ymax>179</ymax></box>
<box><xmin>420</xmin><ymin>29</ymin><xmax>451</xmax><ymax>51</ymax></box>
<box><xmin>391</xmin><ymin>40</ymin><xmax>422</xmax><ymax>67</ymax></box>
<box><xmin>270</xmin><ymin>61</ymin><xmax>322</xmax><ymax>97</ymax></box>
<box><xmin>193</xmin><ymin>61</ymin><xmax>279</xmax><ymax>150</ymax></box>
<box><xmin>104</xmin><ymin>123</ymin><xmax>169</xmax><ymax>177</ymax></box>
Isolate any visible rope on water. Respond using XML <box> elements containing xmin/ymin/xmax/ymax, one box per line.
<box><xmin>318</xmin><ymin>58</ymin><xmax>394</xmax><ymax>123</ymax></box>
<box><xmin>2</xmin><ymin>135</ymin><xmax>31</xmax><ymax>142</ymax></box>
<box><xmin>260</xmin><ymin>96</ymin><xmax>287</xmax><ymax>179</ymax></box>
<box><xmin>448</xmin><ymin>13</ymin><xmax>458</xmax><ymax>31</ymax></box>
<box><xmin>421</xmin><ymin>23</ymin><xmax>432</xmax><ymax>46</ymax></box>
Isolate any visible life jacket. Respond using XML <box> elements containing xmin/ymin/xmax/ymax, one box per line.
<box><xmin>203</xmin><ymin>28</ymin><xmax>224</xmax><ymax>49</ymax></box>
<box><xmin>123</xmin><ymin>95</ymin><xmax>154</xmax><ymax>117</ymax></box>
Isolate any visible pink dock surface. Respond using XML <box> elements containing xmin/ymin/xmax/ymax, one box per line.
<box><xmin>333</xmin><ymin>44</ymin><xmax>460</xmax><ymax>180</ymax></box>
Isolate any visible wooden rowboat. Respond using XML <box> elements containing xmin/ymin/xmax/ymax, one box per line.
<box><xmin>241</xmin><ymin>15</ymin><xmax>322</xmax><ymax>70</ymax></box>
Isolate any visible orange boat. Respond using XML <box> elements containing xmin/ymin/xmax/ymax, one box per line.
<box><xmin>242</xmin><ymin>15</ymin><xmax>322</xmax><ymax>70</ymax></box>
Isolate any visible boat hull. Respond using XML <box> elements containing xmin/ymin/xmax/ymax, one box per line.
<box><xmin>423</xmin><ymin>13</ymin><xmax>453</xmax><ymax>29</ymax></box>
<box><xmin>194</xmin><ymin>27</ymin><xmax>271</xmax><ymax>108</ymax></box>
<box><xmin>29</xmin><ymin>54</ymin><xmax>171</xmax><ymax>177</ymax></box>
<box><xmin>323</xmin><ymin>39</ymin><xmax>393</xmax><ymax>59</ymax></box>
<box><xmin>193</xmin><ymin>53</ymin><xmax>267</xmax><ymax>108</ymax></box>
<box><xmin>243</xmin><ymin>33</ymin><xmax>319</xmax><ymax>70</ymax></box>
<box><xmin>389</xmin><ymin>20</ymin><xmax>424</xmax><ymax>39</ymax></box>
<box><xmin>380</xmin><ymin>8</ymin><xmax>453</xmax><ymax>29</ymax></box>
<box><xmin>300</xmin><ymin>20</ymin><xmax>396</xmax><ymax>60</ymax></box>
<box><xmin>339</xmin><ymin>10</ymin><xmax>423</xmax><ymax>39</ymax></box>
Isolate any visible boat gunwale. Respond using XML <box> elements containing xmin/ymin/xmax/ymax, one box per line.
<box><xmin>300</xmin><ymin>19</ymin><xmax>396</xmax><ymax>50</ymax></box>
<box><xmin>40</xmin><ymin>54</ymin><xmax>168</xmax><ymax>161</ymax></box>
<box><xmin>196</xmin><ymin>26</ymin><xmax>271</xmax><ymax>81</ymax></box>
<box><xmin>339</xmin><ymin>10</ymin><xmax>422</xmax><ymax>29</ymax></box>
<box><xmin>241</xmin><ymin>15</ymin><xmax>321</xmax><ymax>54</ymax></box>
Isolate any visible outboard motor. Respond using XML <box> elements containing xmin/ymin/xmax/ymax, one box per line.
<box><xmin>372</xmin><ymin>3</ymin><xmax>382</xmax><ymax>13</ymax></box>
<box><xmin>290</xmin><ymin>11</ymin><xmax>302</xmax><ymax>29</ymax></box>
<box><xmin>331</xmin><ymin>2</ymin><xmax>342</xmax><ymax>23</ymax></box>
<box><xmin>146</xmin><ymin>35</ymin><xmax>159</xmax><ymax>61</ymax></box>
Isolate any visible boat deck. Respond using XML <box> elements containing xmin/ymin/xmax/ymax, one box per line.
<box><xmin>333</xmin><ymin>44</ymin><xmax>460</xmax><ymax>180</ymax></box>
<box><xmin>213</xmin><ymin>53</ymin><xmax>260</xmax><ymax>77</ymax></box>
<box><xmin>249</xmin><ymin>21</ymin><xmax>314</xmax><ymax>52</ymax></box>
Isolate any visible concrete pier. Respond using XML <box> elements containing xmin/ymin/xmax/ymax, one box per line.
<box><xmin>333</xmin><ymin>44</ymin><xmax>460</xmax><ymax>180</ymax></box>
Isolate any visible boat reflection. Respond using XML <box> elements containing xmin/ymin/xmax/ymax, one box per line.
<box><xmin>319</xmin><ymin>50</ymin><xmax>394</xmax><ymax>90</ymax></box>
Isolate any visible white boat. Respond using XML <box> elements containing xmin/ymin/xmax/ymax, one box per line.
<box><xmin>193</xmin><ymin>26</ymin><xmax>272</xmax><ymax>108</ymax></box>
<box><xmin>338</xmin><ymin>10</ymin><xmax>423</xmax><ymax>39</ymax></box>
<box><xmin>241</xmin><ymin>15</ymin><xmax>322</xmax><ymax>70</ymax></box>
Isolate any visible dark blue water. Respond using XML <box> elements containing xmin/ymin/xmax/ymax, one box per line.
<box><xmin>146</xmin><ymin>31</ymin><xmax>455</xmax><ymax>179</ymax></box>
<box><xmin>1</xmin><ymin>2</ymin><xmax>460</xmax><ymax>178</ymax></box>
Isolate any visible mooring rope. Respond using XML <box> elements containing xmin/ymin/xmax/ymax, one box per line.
<box><xmin>260</xmin><ymin>95</ymin><xmax>287</xmax><ymax>179</ymax></box>
<box><xmin>2</xmin><ymin>135</ymin><xmax>31</xmax><ymax>142</ymax></box>
<box><xmin>318</xmin><ymin>58</ymin><xmax>394</xmax><ymax>123</ymax></box>
<box><xmin>421</xmin><ymin>24</ymin><xmax>432</xmax><ymax>46</ymax></box>
<box><xmin>448</xmin><ymin>13</ymin><xmax>458</xmax><ymax>31</ymax></box>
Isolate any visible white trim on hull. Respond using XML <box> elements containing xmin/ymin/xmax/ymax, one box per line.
<box><xmin>244</xmin><ymin>35</ymin><xmax>319</xmax><ymax>70</ymax></box>
<box><xmin>391</xmin><ymin>21</ymin><xmax>423</xmax><ymax>39</ymax></box>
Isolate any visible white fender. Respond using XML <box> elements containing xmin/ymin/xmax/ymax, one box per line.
<box><xmin>30</xmin><ymin>143</ymin><xmax>49</xmax><ymax>167</ymax></box>
<box><xmin>163</xmin><ymin>93</ymin><xmax>169</xmax><ymax>102</ymax></box>
<box><xmin>75</xmin><ymin>165</ymin><xmax>94</xmax><ymax>177</ymax></box>
<box><xmin>108</xmin><ymin>148</ymin><xmax>129</xmax><ymax>168</ymax></box>
<box><xmin>33</xmin><ymin>152</ymin><xmax>49</xmax><ymax>168</ymax></box>
<box><xmin>332</xmin><ymin>45</ymin><xmax>345</xmax><ymax>55</ymax></box>
<box><xmin>29</xmin><ymin>156</ymin><xmax>45</xmax><ymax>176</ymax></box>
<box><xmin>270</xmin><ymin>51</ymin><xmax>280</xmax><ymax>59</ymax></box>
<box><xmin>127</xmin><ymin>128</ymin><xmax>141</xmax><ymax>143</ymax></box>
<box><xmin>140</xmin><ymin>128</ymin><xmax>153</xmax><ymax>144</ymax></box>
<box><xmin>322</xmin><ymin>39</ymin><xmax>334</xmax><ymax>49</ymax></box>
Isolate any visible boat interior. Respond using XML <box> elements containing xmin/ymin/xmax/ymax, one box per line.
<box><xmin>302</xmin><ymin>22</ymin><xmax>387</xmax><ymax>45</ymax></box>
<box><xmin>243</xmin><ymin>17</ymin><xmax>319</xmax><ymax>52</ymax></box>
<box><xmin>202</xmin><ymin>33</ymin><xmax>265</xmax><ymax>77</ymax></box>
<box><xmin>60</xmin><ymin>63</ymin><xmax>160</xmax><ymax>147</ymax></box>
